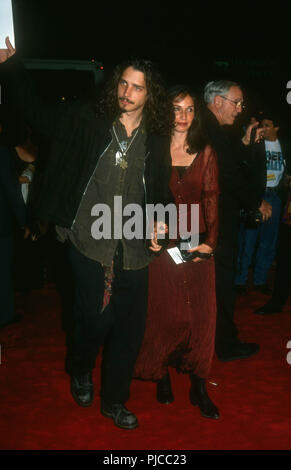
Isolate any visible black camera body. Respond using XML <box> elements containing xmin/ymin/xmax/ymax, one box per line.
<box><xmin>240</xmin><ymin>209</ymin><xmax>262</xmax><ymax>229</ymax></box>
<box><xmin>177</xmin><ymin>233</ymin><xmax>213</xmax><ymax>262</ymax></box>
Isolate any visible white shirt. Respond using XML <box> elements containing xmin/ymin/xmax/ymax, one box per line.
<box><xmin>264</xmin><ymin>139</ymin><xmax>285</xmax><ymax>188</ymax></box>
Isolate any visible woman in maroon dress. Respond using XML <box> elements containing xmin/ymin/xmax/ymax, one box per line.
<box><xmin>134</xmin><ymin>86</ymin><xmax>220</xmax><ymax>419</ymax></box>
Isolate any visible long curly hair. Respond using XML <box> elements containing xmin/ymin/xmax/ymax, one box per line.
<box><xmin>168</xmin><ymin>85</ymin><xmax>208</xmax><ymax>154</ymax></box>
<box><xmin>96</xmin><ymin>58</ymin><xmax>172</xmax><ymax>135</ymax></box>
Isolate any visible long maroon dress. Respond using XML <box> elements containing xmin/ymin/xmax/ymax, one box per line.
<box><xmin>134</xmin><ymin>145</ymin><xmax>219</xmax><ymax>380</ymax></box>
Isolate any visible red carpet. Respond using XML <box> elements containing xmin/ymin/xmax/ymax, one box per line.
<box><xmin>0</xmin><ymin>284</ymin><xmax>291</xmax><ymax>451</ymax></box>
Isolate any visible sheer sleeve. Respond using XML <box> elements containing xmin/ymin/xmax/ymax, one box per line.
<box><xmin>201</xmin><ymin>146</ymin><xmax>220</xmax><ymax>249</ymax></box>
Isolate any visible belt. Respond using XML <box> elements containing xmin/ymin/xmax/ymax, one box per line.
<box><xmin>266</xmin><ymin>187</ymin><xmax>278</xmax><ymax>193</ymax></box>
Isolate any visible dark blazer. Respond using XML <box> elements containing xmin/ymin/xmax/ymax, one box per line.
<box><xmin>0</xmin><ymin>55</ymin><xmax>173</xmax><ymax>229</ymax></box>
<box><xmin>202</xmin><ymin>109</ymin><xmax>264</xmax><ymax>247</ymax></box>
<box><xmin>0</xmin><ymin>145</ymin><xmax>26</xmax><ymax>236</ymax></box>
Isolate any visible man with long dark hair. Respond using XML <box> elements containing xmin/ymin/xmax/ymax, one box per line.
<box><xmin>0</xmin><ymin>38</ymin><xmax>173</xmax><ymax>429</ymax></box>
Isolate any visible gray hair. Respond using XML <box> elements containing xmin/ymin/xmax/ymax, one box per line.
<box><xmin>204</xmin><ymin>80</ymin><xmax>240</xmax><ymax>104</ymax></box>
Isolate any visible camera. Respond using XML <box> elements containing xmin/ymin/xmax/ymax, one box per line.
<box><xmin>240</xmin><ymin>209</ymin><xmax>262</xmax><ymax>229</ymax></box>
<box><xmin>177</xmin><ymin>233</ymin><xmax>213</xmax><ymax>262</ymax></box>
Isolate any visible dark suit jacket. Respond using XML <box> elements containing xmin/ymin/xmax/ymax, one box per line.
<box><xmin>0</xmin><ymin>145</ymin><xmax>26</xmax><ymax>237</ymax></box>
<box><xmin>202</xmin><ymin>109</ymin><xmax>264</xmax><ymax>248</ymax></box>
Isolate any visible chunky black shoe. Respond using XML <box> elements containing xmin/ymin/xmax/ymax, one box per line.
<box><xmin>217</xmin><ymin>341</ymin><xmax>260</xmax><ymax>362</ymax></box>
<box><xmin>101</xmin><ymin>402</ymin><xmax>138</xmax><ymax>430</ymax></box>
<box><xmin>156</xmin><ymin>372</ymin><xmax>174</xmax><ymax>404</ymax></box>
<box><xmin>70</xmin><ymin>372</ymin><xmax>94</xmax><ymax>407</ymax></box>
<box><xmin>189</xmin><ymin>373</ymin><xmax>219</xmax><ymax>420</ymax></box>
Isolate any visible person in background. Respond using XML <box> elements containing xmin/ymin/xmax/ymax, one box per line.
<box><xmin>235</xmin><ymin>113</ymin><xmax>289</xmax><ymax>295</ymax></box>
<box><xmin>255</xmin><ymin>168</ymin><xmax>291</xmax><ymax>314</ymax></box>
<box><xmin>0</xmin><ymin>129</ymin><xmax>29</xmax><ymax>328</ymax></box>
<box><xmin>0</xmin><ymin>111</ymin><xmax>46</xmax><ymax>295</ymax></box>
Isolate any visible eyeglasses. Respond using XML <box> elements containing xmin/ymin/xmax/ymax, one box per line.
<box><xmin>220</xmin><ymin>96</ymin><xmax>245</xmax><ymax>110</ymax></box>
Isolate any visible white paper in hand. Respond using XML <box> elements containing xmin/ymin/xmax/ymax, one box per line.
<box><xmin>167</xmin><ymin>247</ymin><xmax>185</xmax><ymax>264</ymax></box>
<box><xmin>0</xmin><ymin>0</ymin><xmax>15</xmax><ymax>48</ymax></box>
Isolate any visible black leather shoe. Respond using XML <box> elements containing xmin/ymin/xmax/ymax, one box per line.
<box><xmin>235</xmin><ymin>284</ymin><xmax>247</xmax><ymax>295</ymax></box>
<box><xmin>156</xmin><ymin>372</ymin><xmax>174</xmax><ymax>404</ymax></box>
<box><xmin>254</xmin><ymin>284</ymin><xmax>272</xmax><ymax>295</ymax></box>
<box><xmin>217</xmin><ymin>341</ymin><xmax>260</xmax><ymax>362</ymax></box>
<box><xmin>189</xmin><ymin>373</ymin><xmax>219</xmax><ymax>420</ymax></box>
<box><xmin>70</xmin><ymin>372</ymin><xmax>94</xmax><ymax>407</ymax></box>
<box><xmin>101</xmin><ymin>402</ymin><xmax>138</xmax><ymax>430</ymax></box>
<box><xmin>254</xmin><ymin>301</ymin><xmax>282</xmax><ymax>315</ymax></box>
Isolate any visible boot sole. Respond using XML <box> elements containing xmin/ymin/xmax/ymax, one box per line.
<box><xmin>71</xmin><ymin>388</ymin><xmax>94</xmax><ymax>407</ymax></box>
<box><xmin>191</xmin><ymin>401</ymin><xmax>220</xmax><ymax>419</ymax></box>
<box><xmin>218</xmin><ymin>351</ymin><xmax>259</xmax><ymax>362</ymax></box>
<box><xmin>157</xmin><ymin>398</ymin><xmax>175</xmax><ymax>405</ymax></box>
<box><xmin>190</xmin><ymin>393</ymin><xmax>220</xmax><ymax>419</ymax></box>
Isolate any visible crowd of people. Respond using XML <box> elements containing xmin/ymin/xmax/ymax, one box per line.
<box><xmin>0</xmin><ymin>36</ymin><xmax>290</xmax><ymax>430</ymax></box>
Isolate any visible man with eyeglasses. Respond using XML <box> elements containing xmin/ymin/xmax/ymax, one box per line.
<box><xmin>202</xmin><ymin>80</ymin><xmax>271</xmax><ymax>362</ymax></box>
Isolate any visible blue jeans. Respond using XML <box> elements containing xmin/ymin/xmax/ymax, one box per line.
<box><xmin>235</xmin><ymin>190</ymin><xmax>282</xmax><ymax>286</ymax></box>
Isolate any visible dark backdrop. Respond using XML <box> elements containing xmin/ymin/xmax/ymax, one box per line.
<box><xmin>9</xmin><ymin>0</ymin><xmax>291</xmax><ymax>134</ymax></box>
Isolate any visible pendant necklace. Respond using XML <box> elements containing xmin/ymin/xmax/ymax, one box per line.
<box><xmin>112</xmin><ymin>125</ymin><xmax>139</xmax><ymax>170</ymax></box>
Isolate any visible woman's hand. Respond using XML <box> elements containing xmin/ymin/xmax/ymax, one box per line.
<box><xmin>149</xmin><ymin>221</ymin><xmax>168</xmax><ymax>253</ymax></box>
<box><xmin>0</xmin><ymin>37</ymin><xmax>16</xmax><ymax>63</ymax></box>
<box><xmin>187</xmin><ymin>243</ymin><xmax>214</xmax><ymax>263</ymax></box>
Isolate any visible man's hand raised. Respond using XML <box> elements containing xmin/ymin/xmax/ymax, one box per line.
<box><xmin>242</xmin><ymin>121</ymin><xmax>264</xmax><ymax>146</ymax></box>
<box><xmin>0</xmin><ymin>36</ymin><xmax>16</xmax><ymax>63</ymax></box>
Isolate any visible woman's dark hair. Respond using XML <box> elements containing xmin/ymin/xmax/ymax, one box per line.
<box><xmin>168</xmin><ymin>85</ymin><xmax>208</xmax><ymax>153</ymax></box>
<box><xmin>96</xmin><ymin>58</ymin><xmax>172</xmax><ymax>135</ymax></box>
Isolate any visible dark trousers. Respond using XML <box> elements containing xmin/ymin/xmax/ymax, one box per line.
<box><xmin>66</xmin><ymin>242</ymin><xmax>148</xmax><ymax>405</ymax></box>
<box><xmin>0</xmin><ymin>236</ymin><xmax>15</xmax><ymax>326</ymax></box>
<box><xmin>13</xmin><ymin>233</ymin><xmax>45</xmax><ymax>293</ymax></box>
<box><xmin>272</xmin><ymin>223</ymin><xmax>291</xmax><ymax>307</ymax></box>
<box><xmin>215</xmin><ymin>243</ymin><xmax>239</xmax><ymax>355</ymax></box>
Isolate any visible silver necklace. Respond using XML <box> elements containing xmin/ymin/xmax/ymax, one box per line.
<box><xmin>112</xmin><ymin>125</ymin><xmax>139</xmax><ymax>170</ymax></box>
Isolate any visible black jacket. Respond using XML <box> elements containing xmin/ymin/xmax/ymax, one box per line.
<box><xmin>202</xmin><ymin>109</ymin><xmax>265</xmax><ymax>247</ymax></box>
<box><xmin>0</xmin><ymin>55</ymin><xmax>173</xmax><ymax>229</ymax></box>
<box><xmin>0</xmin><ymin>145</ymin><xmax>26</xmax><ymax>237</ymax></box>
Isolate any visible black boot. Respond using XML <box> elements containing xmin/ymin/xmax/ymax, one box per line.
<box><xmin>101</xmin><ymin>401</ymin><xmax>138</xmax><ymax>430</ymax></box>
<box><xmin>156</xmin><ymin>371</ymin><xmax>174</xmax><ymax>404</ymax></box>
<box><xmin>70</xmin><ymin>372</ymin><xmax>94</xmax><ymax>407</ymax></box>
<box><xmin>189</xmin><ymin>373</ymin><xmax>219</xmax><ymax>419</ymax></box>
